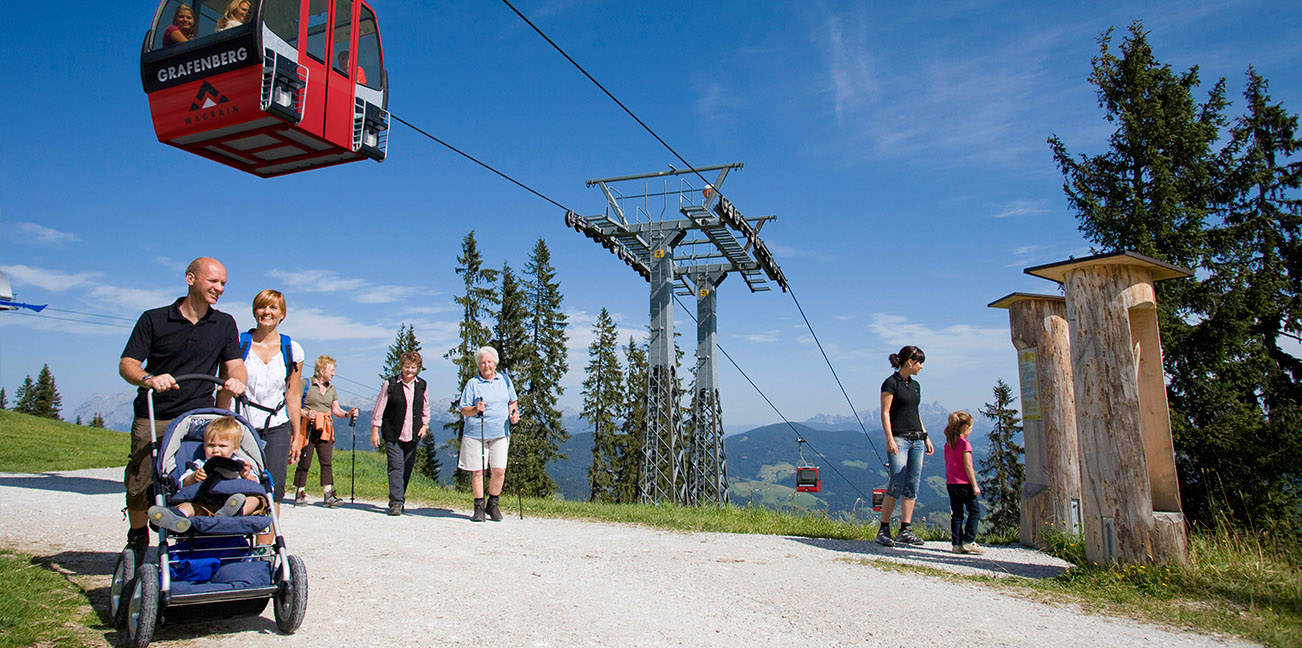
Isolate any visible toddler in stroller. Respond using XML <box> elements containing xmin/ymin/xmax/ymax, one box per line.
<box><xmin>147</xmin><ymin>416</ymin><xmax>268</xmax><ymax>533</ymax></box>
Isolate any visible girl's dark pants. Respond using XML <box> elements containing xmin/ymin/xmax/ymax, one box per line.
<box><xmin>947</xmin><ymin>483</ymin><xmax>980</xmax><ymax>545</ymax></box>
<box><xmin>293</xmin><ymin>428</ymin><xmax>335</xmax><ymax>488</ymax></box>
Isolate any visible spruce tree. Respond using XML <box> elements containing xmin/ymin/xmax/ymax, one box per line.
<box><xmin>1170</xmin><ymin>69</ymin><xmax>1302</xmax><ymax>525</ymax></box>
<box><xmin>443</xmin><ymin>231</ymin><xmax>499</xmax><ymax>491</ymax></box>
<box><xmin>617</xmin><ymin>336</ymin><xmax>648</xmax><ymax>503</ymax></box>
<box><xmin>417</xmin><ymin>437</ymin><xmax>442</xmax><ymax>484</ymax></box>
<box><xmin>978</xmin><ymin>379</ymin><xmax>1025</xmax><ymax>535</ymax></box>
<box><xmin>510</xmin><ymin>239</ymin><xmax>569</xmax><ymax>498</ymax></box>
<box><xmin>13</xmin><ymin>375</ymin><xmax>35</xmax><ymax>415</ymax></box>
<box><xmin>76</xmin><ymin>415</ymin><xmax>83</xmax><ymax>425</ymax></box>
<box><xmin>0</xmin><ymin>387</ymin><xmax>7</xmax><ymax>409</ymax></box>
<box><xmin>34</xmin><ymin>365</ymin><xmax>63</xmax><ymax>420</ymax></box>
<box><xmin>494</xmin><ymin>262</ymin><xmax>531</xmax><ymax>377</ymax></box>
<box><xmin>380</xmin><ymin>324</ymin><xmax>421</xmax><ymax>381</ymax></box>
<box><xmin>584</xmin><ymin>309</ymin><xmax>624</xmax><ymax>502</ymax></box>
<box><xmin>91</xmin><ymin>412</ymin><xmax>106</xmax><ymax>428</ymax></box>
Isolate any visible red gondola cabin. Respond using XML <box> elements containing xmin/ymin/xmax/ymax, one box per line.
<box><xmin>141</xmin><ymin>0</ymin><xmax>388</xmax><ymax>177</ymax></box>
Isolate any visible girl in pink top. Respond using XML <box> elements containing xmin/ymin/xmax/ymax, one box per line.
<box><xmin>944</xmin><ymin>411</ymin><xmax>984</xmax><ymax>554</ymax></box>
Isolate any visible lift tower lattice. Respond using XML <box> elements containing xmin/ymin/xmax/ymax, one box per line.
<box><xmin>565</xmin><ymin>163</ymin><xmax>788</xmax><ymax>505</ymax></box>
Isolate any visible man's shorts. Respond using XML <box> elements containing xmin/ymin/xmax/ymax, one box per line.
<box><xmin>458</xmin><ymin>435</ymin><xmax>510</xmax><ymax>471</ymax></box>
<box><xmin>125</xmin><ymin>417</ymin><xmax>172</xmax><ymax>510</ymax></box>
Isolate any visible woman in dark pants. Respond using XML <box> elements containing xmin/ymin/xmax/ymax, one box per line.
<box><xmin>293</xmin><ymin>355</ymin><xmax>358</xmax><ymax>507</ymax></box>
<box><xmin>239</xmin><ymin>289</ymin><xmax>304</xmax><ymax>517</ymax></box>
<box><xmin>875</xmin><ymin>345</ymin><xmax>932</xmax><ymax>547</ymax></box>
<box><xmin>369</xmin><ymin>351</ymin><xmax>428</xmax><ymax>516</ymax></box>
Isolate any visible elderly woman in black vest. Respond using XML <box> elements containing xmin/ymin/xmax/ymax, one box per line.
<box><xmin>369</xmin><ymin>351</ymin><xmax>429</xmax><ymax>516</ymax></box>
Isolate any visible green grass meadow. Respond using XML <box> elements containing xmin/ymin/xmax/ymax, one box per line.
<box><xmin>0</xmin><ymin>409</ymin><xmax>1298</xmax><ymax>647</ymax></box>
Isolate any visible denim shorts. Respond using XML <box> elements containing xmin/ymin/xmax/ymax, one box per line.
<box><xmin>885</xmin><ymin>435</ymin><xmax>927</xmax><ymax>500</ymax></box>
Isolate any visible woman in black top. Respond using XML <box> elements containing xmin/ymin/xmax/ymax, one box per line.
<box><xmin>875</xmin><ymin>345</ymin><xmax>932</xmax><ymax>547</ymax></box>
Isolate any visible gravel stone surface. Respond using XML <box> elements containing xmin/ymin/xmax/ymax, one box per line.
<box><xmin>0</xmin><ymin>468</ymin><xmax>1254</xmax><ymax>647</ymax></box>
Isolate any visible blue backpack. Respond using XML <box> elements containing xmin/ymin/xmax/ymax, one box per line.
<box><xmin>238</xmin><ymin>331</ymin><xmax>295</xmax><ymax>379</ymax></box>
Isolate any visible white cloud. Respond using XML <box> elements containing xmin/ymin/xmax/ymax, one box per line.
<box><xmin>868</xmin><ymin>313</ymin><xmax>1008</xmax><ymax>371</ymax></box>
<box><xmin>356</xmin><ymin>285</ymin><xmax>418</xmax><ymax>304</ymax></box>
<box><xmin>741</xmin><ymin>330</ymin><xmax>780</xmax><ymax>343</ymax></box>
<box><xmin>268</xmin><ymin>269</ymin><xmax>368</xmax><ymax>294</ymax></box>
<box><xmin>993</xmin><ymin>200</ymin><xmax>1051</xmax><ymax>219</ymax></box>
<box><xmin>14</xmin><ymin>222</ymin><xmax>79</xmax><ymax>245</ymax></box>
<box><xmin>86</xmin><ymin>285</ymin><xmax>177</xmax><ymax>313</ymax></box>
<box><xmin>281</xmin><ymin>308</ymin><xmax>400</xmax><ymax>341</ymax></box>
<box><xmin>1</xmin><ymin>264</ymin><xmax>98</xmax><ymax>292</ymax></box>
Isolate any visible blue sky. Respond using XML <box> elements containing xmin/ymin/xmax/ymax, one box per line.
<box><xmin>3</xmin><ymin>1</ymin><xmax>1300</xmax><ymax>431</ymax></box>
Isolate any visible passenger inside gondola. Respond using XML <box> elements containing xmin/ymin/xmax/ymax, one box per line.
<box><xmin>216</xmin><ymin>0</ymin><xmax>250</xmax><ymax>31</ymax></box>
<box><xmin>164</xmin><ymin>3</ymin><xmax>197</xmax><ymax>46</ymax></box>
<box><xmin>336</xmin><ymin>51</ymin><xmax>367</xmax><ymax>85</ymax></box>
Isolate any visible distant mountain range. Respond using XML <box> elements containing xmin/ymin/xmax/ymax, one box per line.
<box><xmin>76</xmin><ymin>392</ymin><xmax>998</xmax><ymax>521</ymax></box>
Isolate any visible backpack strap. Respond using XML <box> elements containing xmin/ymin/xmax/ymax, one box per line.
<box><xmin>240</xmin><ymin>330</ymin><xmax>293</xmax><ymax>380</ymax></box>
<box><xmin>278</xmin><ymin>333</ymin><xmax>294</xmax><ymax>379</ymax></box>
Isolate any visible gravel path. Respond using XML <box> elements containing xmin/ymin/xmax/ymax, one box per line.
<box><xmin>0</xmin><ymin>468</ymin><xmax>1253</xmax><ymax>647</ymax></box>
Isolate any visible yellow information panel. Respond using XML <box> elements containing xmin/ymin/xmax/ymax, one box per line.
<box><xmin>1018</xmin><ymin>348</ymin><xmax>1041</xmax><ymax>421</ymax></box>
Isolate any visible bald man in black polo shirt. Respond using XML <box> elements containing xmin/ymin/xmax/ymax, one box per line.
<box><xmin>118</xmin><ymin>257</ymin><xmax>247</xmax><ymax>559</ymax></box>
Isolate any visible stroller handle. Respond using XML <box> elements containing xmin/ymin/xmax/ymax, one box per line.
<box><xmin>164</xmin><ymin>374</ymin><xmax>275</xmax><ymax>413</ymax></box>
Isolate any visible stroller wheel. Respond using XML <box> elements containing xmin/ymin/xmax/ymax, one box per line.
<box><xmin>110</xmin><ymin>549</ymin><xmax>136</xmax><ymax>628</ymax></box>
<box><xmin>126</xmin><ymin>563</ymin><xmax>159</xmax><ymax>648</ymax></box>
<box><xmin>273</xmin><ymin>554</ymin><xmax>308</xmax><ymax>634</ymax></box>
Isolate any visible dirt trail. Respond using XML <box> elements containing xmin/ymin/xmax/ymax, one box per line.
<box><xmin>0</xmin><ymin>468</ymin><xmax>1252</xmax><ymax>647</ymax></box>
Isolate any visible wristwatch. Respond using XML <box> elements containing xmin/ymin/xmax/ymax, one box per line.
<box><xmin>142</xmin><ymin>373</ymin><xmax>155</xmax><ymax>386</ymax></box>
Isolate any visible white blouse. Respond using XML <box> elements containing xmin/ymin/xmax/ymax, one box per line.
<box><xmin>241</xmin><ymin>338</ymin><xmax>305</xmax><ymax>430</ymax></box>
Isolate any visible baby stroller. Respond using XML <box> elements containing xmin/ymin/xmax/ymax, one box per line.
<box><xmin>109</xmin><ymin>374</ymin><xmax>307</xmax><ymax>647</ymax></box>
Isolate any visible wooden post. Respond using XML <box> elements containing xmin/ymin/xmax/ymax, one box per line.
<box><xmin>988</xmin><ymin>293</ymin><xmax>1081</xmax><ymax>548</ymax></box>
<box><xmin>1026</xmin><ymin>252</ymin><xmax>1191</xmax><ymax>566</ymax></box>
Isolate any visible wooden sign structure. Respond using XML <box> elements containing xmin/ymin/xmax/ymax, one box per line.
<box><xmin>1025</xmin><ymin>252</ymin><xmax>1191</xmax><ymax>565</ymax></box>
<box><xmin>988</xmin><ymin>293</ymin><xmax>1082</xmax><ymax>548</ymax></box>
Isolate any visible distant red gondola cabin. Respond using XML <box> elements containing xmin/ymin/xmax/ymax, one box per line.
<box><xmin>141</xmin><ymin>0</ymin><xmax>388</xmax><ymax>177</ymax></box>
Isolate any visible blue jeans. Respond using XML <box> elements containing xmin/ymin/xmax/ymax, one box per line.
<box><xmin>385</xmin><ymin>438</ymin><xmax>419</xmax><ymax>506</ymax></box>
<box><xmin>885</xmin><ymin>436</ymin><xmax>926</xmax><ymax>500</ymax></box>
<box><xmin>947</xmin><ymin>484</ymin><xmax>980</xmax><ymax>545</ymax></box>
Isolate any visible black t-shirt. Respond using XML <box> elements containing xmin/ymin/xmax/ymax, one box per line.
<box><xmin>881</xmin><ymin>371</ymin><xmax>922</xmax><ymax>433</ymax></box>
<box><xmin>121</xmin><ymin>298</ymin><xmax>242</xmax><ymax>419</ymax></box>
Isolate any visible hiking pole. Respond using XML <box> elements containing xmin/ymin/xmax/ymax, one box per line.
<box><xmin>476</xmin><ymin>397</ymin><xmax>486</xmax><ymax>499</ymax></box>
<box><xmin>510</xmin><ymin>417</ymin><xmax>522</xmax><ymax>520</ymax></box>
<box><xmin>349</xmin><ymin>413</ymin><xmax>357</xmax><ymax>503</ymax></box>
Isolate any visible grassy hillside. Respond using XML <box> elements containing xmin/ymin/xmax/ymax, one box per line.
<box><xmin>0</xmin><ymin>410</ymin><xmax>129</xmax><ymax>472</ymax></box>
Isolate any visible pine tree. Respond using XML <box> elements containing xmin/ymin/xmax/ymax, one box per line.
<box><xmin>91</xmin><ymin>412</ymin><xmax>106</xmax><ymax>428</ymax></box>
<box><xmin>617</xmin><ymin>336</ymin><xmax>648</xmax><ymax>503</ymax></box>
<box><xmin>443</xmin><ymin>231</ymin><xmax>499</xmax><ymax>491</ymax></box>
<box><xmin>510</xmin><ymin>238</ymin><xmax>569</xmax><ymax>498</ymax></box>
<box><xmin>584</xmin><ymin>309</ymin><xmax>624</xmax><ymax>502</ymax></box>
<box><xmin>1048</xmin><ymin>21</ymin><xmax>1227</xmax><ymax>401</ymax></box>
<box><xmin>1169</xmin><ymin>68</ymin><xmax>1302</xmax><ymax>525</ymax></box>
<box><xmin>76</xmin><ymin>415</ymin><xmax>83</xmax><ymax>425</ymax></box>
<box><xmin>417</xmin><ymin>435</ymin><xmax>442</xmax><ymax>485</ymax></box>
<box><xmin>494</xmin><ymin>262</ymin><xmax>531</xmax><ymax>377</ymax></box>
<box><xmin>979</xmin><ymin>379</ymin><xmax>1025</xmax><ymax>535</ymax></box>
<box><xmin>13</xmin><ymin>376</ymin><xmax>35</xmax><ymax>414</ymax></box>
<box><xmin>0</xmin><ymin>387</ymin><xmax>7</xmax><ymax>409</ymax></box>
<box><xmin>33</xmin><ymin>365</ymin><xmax>63</xmax><ymax>420</ymax></box>
<box><xmin>380</xmin><ymin>324</ymin><xmax>421</xmax><ymax>381</ymax></box>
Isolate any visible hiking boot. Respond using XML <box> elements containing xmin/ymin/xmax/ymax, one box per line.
<box><xmin>294</xmin><ymin>491</ymin><xmax>308</xmax><ymax>507</ymax></box>
<box><xmin>216</xmin><ymin>493</ymin><xmax>246</xmax><ymax>517</ymax></box>
<box><xmin>147</xmin><ymin>506</ymin><xmax>192</xmax><ymax>533</ymax></box>
<box><xmin>961</xmin><ymin>543</ymin><xmax>985</xmax><ymax>555</ymax></box>
<box><xmin>126</xmin><ymin>527</ymin><xmax>149</xmax><ymax>563</ymax></box>
<box><xmin>952</xmin><ymin>544</ymin><xmax>967</xmax><ymax>554</ymax></box>
<box><xmin>323</xmin><ymin>492</ymin><xmax>343</xmax><ymax>508</ymax></box>
<box><xmin>470</xmin><ymin>500</ymin><xmax>486</xmax><ymax>523</ymax></box>
<box><xmin>486</xmin><ymin>497</ymin><xmax>503</xmax><ymax>522</ymax></box>
<box><xmin>874</xmin><ymin>526</ymin><xmax>895</xmax><ymax>548</ymax></box>
<box><xmin>897</xmin><ymin>528</ymin><xmax>925</xmax><ymax>545</ymax></box>
<box><xmin>387</xmin><ymin>503</ymin><xmax>402</xmax><ymax>516</ymax></box>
